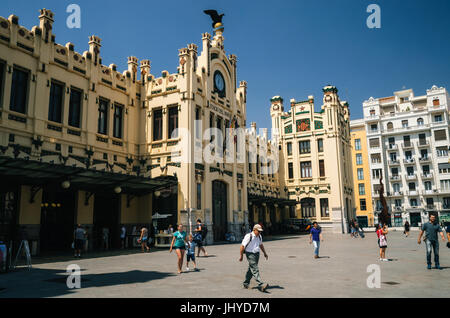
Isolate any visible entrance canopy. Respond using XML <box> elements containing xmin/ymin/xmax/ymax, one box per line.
<box><xmin>248</xmin><ymin>193</ymin><xmax>297</xmax><ymax>207</ymax></box>
<box><xmin>0</xmin><ymin>156</ymin><xmax>177</xmax><ymax>196</ymax></box>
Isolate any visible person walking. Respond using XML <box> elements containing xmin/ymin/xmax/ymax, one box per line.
<box><xmin>309</xmin><ymin>222</ymin><xmax>323</xmax><ymax>258</ymax></box>
<box><xmin>404</xmin><ymin>221</ymin><xmax>410</xmax><ymax>237</ymax></box>
<box><xmin>138</xmin><ymin>225</ymin><xmax>150</xmax><ymax>253</ymax></box>
<box><xmin>446</xmin><ymin>223</ymin><xmax>450</xmax><ymax>248</ymax></box>
<box><xmin>120</xmin><ymin>225</ymin><xmax>127</xmax><ymax>249</ymax></box>
<box><xmin>376</xmin><ymin>224</ymin><xmax>388</xmax><ymax>261</ymax></box>
<box><xmin>186</xmin><ymin>235</ymin><xmax>198</xmax><ymax>272</ymax></box>
<box><xmin>74</xmin><ymin>224</ymin><xmax>86</xmax><ymax>258</ymax></box>
<box><xmin>194</xmin><ymin>219</ymin><xmax>208</xmax><ymax>257</ymax></box>
<box><xmin>418</xmin><ymin>214</ymin><xmax>446</xmax><ymax>269</ymax></box>
<box><xmin>102</xmin><ymin>227</ymin><xmax>110</xmax><ymax>250</ymax></box>
<box><xmin>170</xmin><ymin>224</ymin><xmax>189</xmax><ymax>274</ymax></box>
<box><xmin>239</xmin><ymin>224</ymin><xmax>269</xmax><ymax>292</ymax></box>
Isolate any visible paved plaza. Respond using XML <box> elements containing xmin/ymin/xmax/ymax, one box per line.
<box><xmin>1</xmin><ymin>230</ymin><xmax>449</xmax><ymax>298</ymax></box>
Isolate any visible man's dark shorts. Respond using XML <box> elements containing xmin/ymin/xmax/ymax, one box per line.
<box><xmin>75</xmin><ymin>239</ymin><xmax>84</xmax><ymax>250</ymax></box>
<box><xmin>187</xmin><ymin>254</ymin><xmax>195</xmax><ymax>262</ymax></box>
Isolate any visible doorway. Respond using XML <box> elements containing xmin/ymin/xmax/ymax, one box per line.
<box><xmin>212</xmin><ymin>180</ymin><xmax>227</xmax><ymax>241</ymax></box>
<box><xmin>40</xmin><ymin>190</ymin><xmax>76</xmax><ymax>253</ymax></box>
<box><xmin>410</xmin><ymin>213</ymin><xmax>421</xmax><ymax>227</ymax></box>
<box><xmin>93</xmin><ymin>194</ymin><xmax>120</xmax><ymax>250</ymax></box>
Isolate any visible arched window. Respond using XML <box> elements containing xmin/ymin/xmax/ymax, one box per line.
<box><xmin>301</xmin><ymin>198</ymin><xmax>316</xmax><ymax>218</ymax></box>
<box><xmin>417</xmin><ymin>118</ymin><xmax>424</xmax><ymax>126</ymax></box>
<box><xmin>387</xmin><ymin>122</ymin><xmax>393</xmax><ymax>131</ymax></box>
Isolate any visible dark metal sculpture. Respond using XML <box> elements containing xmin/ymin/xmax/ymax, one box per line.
<box><xmin>378</xmin><ymin>174</ymin><xmax>390</xmax><ymax>226</ymax></box>
<box><xmin>204</xmin><ymin>10</ymin><xmax>225</xmax><ymax>28</ymax></box>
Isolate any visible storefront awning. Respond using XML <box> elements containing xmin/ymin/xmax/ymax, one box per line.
<box><xmin>0</xmin><ymin>156</ymin><xmax>177</xmax><ymax>196</ymax></box>
<box><xmin>248</xmin><ymin>193</ymin><xmax>297</xmax><ymax>207</ymax></box>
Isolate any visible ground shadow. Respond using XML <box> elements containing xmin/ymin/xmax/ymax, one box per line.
<box><xmin>0</xmin><ymin>267</ymin><xmax>175</xmax><ymax>298</ymax></box>
<box><xmin>317</xmin><ymin>256</ymin><xmax>331</xmax><ymax>259</ymax></box>
<box><xmin>251</xmin><ymin>284</ymin><xmax>284</xmax><ymax>293</ymax></box>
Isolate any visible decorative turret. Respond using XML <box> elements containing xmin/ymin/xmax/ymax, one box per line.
<box><xmin>39</xmin><ymin>8</ymin><xmax>54</xmax><ymax>43</ymax></box>
<box><xmin>88</xmin><ymin>35</ymin><xmax>101</xmax><ymax>66</ymax></box>
<box><xmin>128</xmin><ymin>56</ymin><xmax>138</xmax><ymax>83</ymax></box>
<box><xmin>178</xmin><ymin>47</ymin><xmax>189</xmax><ymax>75</ymax></box>
<box><xmin>140</xmin><ymin>59</ymin><xmax>151</xmax><ymax>82</ymax></box>
<box><xmin>322</xmin><ymin>85</ymin><xmax>339</xmax><ymax>105</ymax></box>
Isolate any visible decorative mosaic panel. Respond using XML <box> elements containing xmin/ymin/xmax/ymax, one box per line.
<box><xmin>284</xmin><ymin>125</ymin><xmax>292</xmax><ymax>134</ymax></box>
<box><xmin>314</xmin><ymin>121</ymin><xmax>323</xmax><ymax>130</ymax></box>
<box><xmin>296</xmin><ymin>119</ymin><xmax>310</xmax><ymax>132</ymax></box>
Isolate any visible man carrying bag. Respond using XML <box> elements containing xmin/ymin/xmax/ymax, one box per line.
<box><xmin>239</xmin><ymin>224</ymin><xmax>269</xmax><ymax>292</ymax></box>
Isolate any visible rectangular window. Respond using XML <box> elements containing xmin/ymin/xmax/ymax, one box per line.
<box><xmin>359</xmin><ymin>184</ymin><xmax>365</xmax><ymax>195</ymax></box>
<box><xmin>408</xmin><ymin>183</ymin><xmax>416</xmax><ymax>191</ymax></box>
<box><xmin>406</xmin><ymin>166</ymin><xmax>414</xmax><ymax>176</ymax></box>
<box><xmin>434</xmin><ymin>114</ymin><xmax>443</xmax><ymax>122</ymax></box>
<box><xmin>0</xmin><ymin>61</ymin><xmax>5</xmax><ymax>106</ymax></box>
<box><xmin>195</xmin><ymin>107</ymin><xmax>201</xmax><ymax>139</ymax></box>
<box><xmin>354</xmin><ymin>139</ymin><xmax>361</xmax><ymax>151</ymax></box>
<box><xmin>286</xmin><ymin>142</ymin><xmax>292</xmax><ymax>156</ymax></box>
<box><xmin>372</xmin><ymin>169</ymin><xmax>382</xmax><ymax>180</ymax></box>
<box><xmin>436</xmin><ymin>147</ymin><xmax>448</xmax><ymax>157</ymax></box>
<box><xmin>256</xmin><ymin>155</ymin><xmax>260</xmax><ymax>175</ymax></box>
<box><xmin>98</xmin><ymin>98</ymin><xmax>109</xmax><ymax>135</ymax></box>
<box><xmin>320</xmin><ymin>198</ymin><xmax>329</xmax><ymax>217</ymax></box>
<box><xmin>401</xmin><ymin>120</ymin><xmax>408</xmax><ymax>128</ymax></box>
<box><xmin>441</xmin><ymin>180</ymin><xmax>450</xmax><ymax>191</ymax></box>
<box><xmin>439</xmin><ymin>163</ymin><xmax>450</xmax><ymax>174</ymax></box>
<box><xmin>168</xmin><ymin>106</ymin><xmax>178</xmax><ymax>139</ymax></box>
<box><xmin>196</xmin><ymin>183</ymin><xmax>201</xmax><ymax>210</ymax></box>
<box><xmin>356</xmin><ymin>154</ymin><xmax>363</xmax><ymax>165</ymax></box>
<box><xmin>300</xmin><ymin>161</ymin><xmax>312</xmax><ymax>178</ymax></box>
<box><xmin>248</xmin><ymin>152</ymin><xmax>252</xmax><ymax>173</ymax></box>
<box><xmin>360</xmin><ymin>199</ymin><xmax>367</xmax><ymax>211</ymax></box>
<box><xmin>113</xmin><ymin>104</ymin><xmax>123</xmax><ymax>139</ymax></box>
<box><xmin>410</xmin><ymin>199</ymin><xmax>418</xmax><ymax>207</ymax></box>
<box><xmin>48</xmin><ymin>80</ymin><xmax>64</xmax><ymax>123</ymax></box>
<box><xmin>434</xmin><ymin>130</ymin><xmax>447</xmax><ymax>141</ymax></box>
<box><xmin>68</xmin><ymin>87</ymin><xmax>82</xmax><ymax>128</ymax></box>
<box><xmin>319</xmin><ymin>160</ymin><xmax>325</xmax><ymax>177</ymax></box>
<box><xmin>153</xmin><ymin>109</ymin><xmax>163</xmax><ymax>141</ymax></box>
<box><xmin>357</xmin><ymin>168</ymin><xmax>364</xmax><ymax>180</ymax></box>
<box><xmin>10</xmin><ymin>67</ymin><xmax>29</xmax><ymax>114</ymax></box>
<box><xmin>288</xmin><ymin>162</ymin><xmax>294</xmax><ymax>179</ymax></box>
<box><xmin>317</xmin><ymin>139</ymin><xmax>324</xmax><ymax>152</ymax></box>
<box><xmin>299</xmin><ymin>140</ymin><xmax>311</xmax><ymax>154</ymax></box>
<box><xmin>369</xmin><ymin>138</ymin><xmax>380</xmax><ymax>148</ymax></box>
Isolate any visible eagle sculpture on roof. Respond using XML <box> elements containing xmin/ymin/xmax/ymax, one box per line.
<box><xmin>204</xmin><ymin>10</ymin><xmax>225</xmax><ymax>28</ymax></box>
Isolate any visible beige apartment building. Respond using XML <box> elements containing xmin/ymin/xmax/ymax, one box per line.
<box><xmin>270</xmin><ymin>87</ymin><xmax>356</xmax><ymax>233</ymax></box>
<box><xmin>0</xmin><ymin>9</ymin><xmax>301</xmax><ymax>254</ymax></box>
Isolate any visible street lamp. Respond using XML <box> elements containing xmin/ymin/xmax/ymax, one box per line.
<box><xmin>114</xmin><ymin>186</ymin><xmax>122</xmax><ymax>194</ymax></box>
<box><xmin>61</xmin><ymin>180</ymin><xmax>71</xmax><ymax>189</ymax></box>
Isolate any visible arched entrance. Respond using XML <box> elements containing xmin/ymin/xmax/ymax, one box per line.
<box><xmin>212</xmin><ymin>180</ymin><xmax>228</xmax><ymax>241</ymax></box>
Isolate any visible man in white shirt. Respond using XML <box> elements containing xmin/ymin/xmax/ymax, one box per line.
<box><xmin>239</xmin><ymin>224</ymin><xmax>269</xmax><ymax>292</ymax></box>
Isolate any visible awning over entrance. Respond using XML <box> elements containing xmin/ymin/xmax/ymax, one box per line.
<box><xmin>0</xmin><ymin>156</ymin><xmax>177</xmax><ymax>195</ymax></box>
<box><xmin>248</xmin><ymin>193</ymin><xmax>297</xmax><ymax>207</ymax></box>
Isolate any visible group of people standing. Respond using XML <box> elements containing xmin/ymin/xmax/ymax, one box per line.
<box><xmin>376</xmin><ymin>214</ymin><xmax>450</xmax><ymax>269</ymax></box>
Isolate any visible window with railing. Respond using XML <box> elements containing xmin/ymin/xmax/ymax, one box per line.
<box><xmin>437</xmin><ymin>147</ymin><xmax>448</xmax><ymax>157</ymax></box>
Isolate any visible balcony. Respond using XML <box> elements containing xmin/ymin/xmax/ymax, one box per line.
<box><xmin>406</xmin><ymin>190</ymin><xmax>419</xmax><ymax>196</ymax></box>
<box><xmin>426</xmin><ymin>204</ymin><xmax>437</xmax><ymax>210</ymax></box>
<box><xmin>417</xmin><ymin>141</ymin><xmax>430</xmax><ymax>148</ymax></box>
<box><xmin>386</xmin><ymin>144</ymin><xmax>398</xmax><ymax>151</ymax></box>
<box><xmin>443</xmin><ymin>204</ymin><xmax>450</xmax><ymax>210</ymax></box>
<box><xmin>390</xmin><ymin>191</ymin><xmax>403</xmax><ymax>197</ymax></box>
<box><xmin>419</xmin><ymin>156</ymin><xmax>431</xmax><ymax>164</ymax></box>
<box><xmin>406</xmin><ymin>174</ymin><xmax>417</xmax><ymax>181</ymax></box>
<box><xmin>422</xmin><ymin>189</ymin><xmax>437</xmax><ymax>196</ymax></box>
<box><xmin>372</xmin><ymin>191</ymin><xmax>380</xmax><ymax>197</ymax></box>
<box><xmin>389</xmin><ymin>175</ymin><xmax>401</xmax><ymax>181</ymax></box>
<box><xmin>402</xmin><ymin>142</ymin><xmax>414</xmax><ymax>150</ymax></box>
<box><xmin>388</xmin><ymin>160</ymin><xmax>400</xmax><ymax>166</ymax></box>
<box><xmin>421</xmin><ymin>173</ymin><xmax>433</xmax><ymax>180</ymax></box>
<box><xmin>403</xmin><ymin>158</ymin><xmax>416</xmax><ymax>165</ymax></box>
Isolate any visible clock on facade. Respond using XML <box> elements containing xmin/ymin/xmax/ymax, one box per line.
<box><xmin>214</xmin><ymin>70</ymin><xmax>225</xmax><ymax>97</ymax></box>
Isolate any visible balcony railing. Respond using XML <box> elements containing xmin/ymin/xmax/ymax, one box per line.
<box><xmin>417</xmin><ymin>141</ymin><xmax>430</xmax><ymax>148</ymax></box>
<box><xmin>387</xmin><ymin>144</ymin><xmax>398</xmax><ymax>150</ymax></box>
<box><xmin>403</xmin><ymin>158</ymin><xmax>415</xmax><ymax>164</ymax></box>
<box><xmin>421</xmin><ymin>173</ymin><xmax>433</xmax><ymax>179</ymax></box>
<box><xmin>402</xmin><ymin>143</ymin><xmax>414</xmax><ymax>149</ymax></box>
<box><xmin>426</xmin><ymin>204</ymin><xmax>436</xmax><ymax>210</ymax></box>
<box><xmin>422</xmin><ymin>189</ymin><xmax>437</xmax><ymax>196</ymax></box>
<box><xmin>388</xmin><ymin>160</ymin><xmax>400</xmax><ymax>166</ymax></box>
<box><xmin>391</xmin><ymin>191</ymin><xmax>403</xmax><ymax>197</ymax></box>
<box><xmin>419</xmin><ymin>156</ymin><xmax>431</xmax><ymax>163</ymax></box>
<box><xmin>389</xmin><ymin>175</ymin><xmax>401</xmax><ymax>181</ymax></box>
<box><xmin>406</xmin><ymin>190</ymin><xmax>419</xmax><ymax>196</ymax></box>
<box><xmin>406</xmin><ymin>174</ymin><xmax>417</xmax><ymax>180</ymax></box>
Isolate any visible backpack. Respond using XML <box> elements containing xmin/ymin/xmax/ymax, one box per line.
<box><xmin>244</xmin><ymin>232</ymin><xmax>262</xmax><ymax>250</ymax></box>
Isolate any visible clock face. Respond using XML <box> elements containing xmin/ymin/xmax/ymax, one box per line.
<box><xmin>214</xmin><ymin>71</ymin><xmax>225</xmax><ymax>97</ymax></box>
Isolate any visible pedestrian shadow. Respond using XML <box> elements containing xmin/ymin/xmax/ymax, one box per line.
<box><xmin>181</xmin><ymin>268</ymin><xmax>204</xmax><ymax>274</ymax></box>
<box><xmin>251</xmin><ymin>285</ymin><xmax>284</xmax><ymax>293</ymax></box>
<box><xmin>198</xmin><ymin>255</ymin><xmax>216</xmax><ymax>258</ymax></box>
<box><xmin>317</xmin><ymin>256</ymin><xmax>330</xmax><ymax>259</ymax></box>
<box><xmin>386</xmin><ymin>258</ymin><xmax>398</xmax><ymax>262</ymax></box>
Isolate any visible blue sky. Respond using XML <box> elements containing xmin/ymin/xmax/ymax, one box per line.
<box><xmin>1</xmin><ymin>0</ymin><xmax>450</xmax><ymax>129</ymax></box>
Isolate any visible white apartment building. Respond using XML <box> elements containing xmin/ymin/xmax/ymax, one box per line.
<box><xmin>363</xmin><ymin>86</ymin><xmax>450</xmax><ymax>227</ymax></box>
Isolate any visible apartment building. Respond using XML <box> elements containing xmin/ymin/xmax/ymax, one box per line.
<box><xmin>363</xmin><ymin>86</ymin><xmax>450</xmax><ymax>227</ymax></box>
